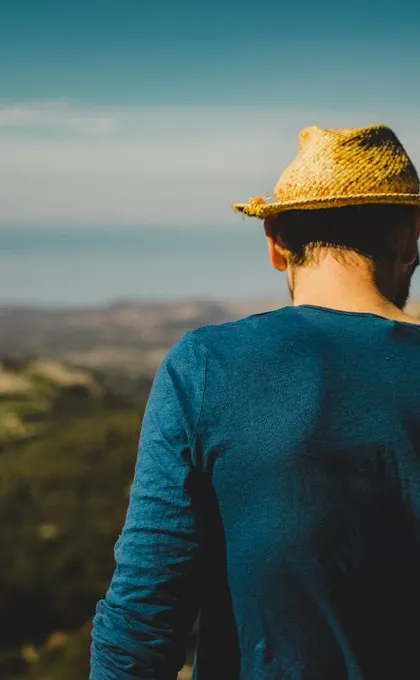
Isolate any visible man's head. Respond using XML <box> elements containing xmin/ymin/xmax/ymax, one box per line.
<box><xmin>264</xmin><ymin>204</ymin><xmax>420</xmax><ymax>309</ymax></box>
<box><xmin>233</xmin><ymin>123</ymin><xmax>420</xmax><ymax>312</ymax></box>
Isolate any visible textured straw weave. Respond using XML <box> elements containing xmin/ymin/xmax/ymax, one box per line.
<box><xmin>233</xmin><ymin>124</ymin><xmax>420</xmax><ymax>219</ymax></box>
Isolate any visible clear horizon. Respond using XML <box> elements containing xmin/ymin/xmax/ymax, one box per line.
<box><xmin>0</xmin><ymin>224</ymin><xmax>290</xmax><ymax>306</ymax></box>
<box><xmin>2</xmin><ymin>224</ymin><xmax>420</xmax><ymax>308</ymax></box>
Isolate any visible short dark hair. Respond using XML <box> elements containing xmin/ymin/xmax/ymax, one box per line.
<box><xmin>268</xmin><ymin>204</ymin><xmax>418</xmax><ymax>266</ymax></box>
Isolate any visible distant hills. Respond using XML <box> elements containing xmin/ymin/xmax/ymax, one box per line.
<box><xmin>0</xmin><ymin>298</ymin><xmax>284</xmax><ymax>378</ymax></box>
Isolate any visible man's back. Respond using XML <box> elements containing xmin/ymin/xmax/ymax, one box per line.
<box><xmin>91</xmin><ymin>304</ymin><xmax>420</xmax><ymax>680</ymax></box>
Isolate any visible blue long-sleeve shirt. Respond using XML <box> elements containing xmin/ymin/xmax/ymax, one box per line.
<box><xmin>90</xmin><ymin>304</ymin><xmax>420</xmax><ymax>679</ymax></box>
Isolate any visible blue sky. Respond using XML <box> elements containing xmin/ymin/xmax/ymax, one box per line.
<box><xmin>1</xmin><ymin>0</ymin><xmax>420</xmax><ymax>225</ymax></box>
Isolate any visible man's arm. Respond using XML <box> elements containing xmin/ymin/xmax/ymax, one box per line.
<box><xmin>90</xmin><ymin>331</ymin><xmax>207</xmax><ymax>679</ymax></box>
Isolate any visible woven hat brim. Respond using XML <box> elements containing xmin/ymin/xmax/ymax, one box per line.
<box><xmin>233</xmin><ymin>193</ymin><xmax>420</xmax><ymax>219</ymax></box>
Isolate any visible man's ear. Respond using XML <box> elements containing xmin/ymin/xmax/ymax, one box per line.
<box><xmin>264</xmin><ymin>217</ymin><xmax>289</xmax><ymax>272</ymax></box>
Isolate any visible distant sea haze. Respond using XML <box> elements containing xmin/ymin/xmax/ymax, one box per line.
<box><xmin>1</xmin><ymin>225</ymin><xmax>420</xmax><ymax>308</ymax></box>
<box><xmin>0</xmin><ymin>225</ymin><xmax>288</xmax><ymax>307</ymax></box>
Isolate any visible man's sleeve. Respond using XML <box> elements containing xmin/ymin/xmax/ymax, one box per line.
<box><xmin>90</xmin><ymin>331</ymin><xmax>208</xmax><ymax>680</ymax></box>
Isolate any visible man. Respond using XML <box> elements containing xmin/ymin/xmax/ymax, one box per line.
<box><xmin>90</xmin><ymin>124</ymin><xmax>420</xmax><ymax>679</ymax></box>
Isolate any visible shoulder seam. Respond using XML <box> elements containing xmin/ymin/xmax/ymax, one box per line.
<box><xmin>189</xmin><ymin>333</ymin><xmax>208</xmax><ymax>454</ymax></box>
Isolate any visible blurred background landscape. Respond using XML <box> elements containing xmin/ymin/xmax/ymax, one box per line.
<box><xmin>2</xmin><ymin>0</ymin><xmax>420</xmax><ymax>677</ymax></box>
<box><xmin>0</xmin><ymin>294</ymin><xmax>287</xmax><ymax>679</ymax></box>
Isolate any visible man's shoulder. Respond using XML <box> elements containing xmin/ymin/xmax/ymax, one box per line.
<box><xmin>187</xmin><ymin>306</ymin><xmax>293</xmax><ymax>354</ymax></box>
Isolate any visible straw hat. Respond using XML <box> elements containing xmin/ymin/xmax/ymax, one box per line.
<box><xmin>233</xmin><ymin>124</ymin><xmax>420</xmax><ymax>219</ymax></box>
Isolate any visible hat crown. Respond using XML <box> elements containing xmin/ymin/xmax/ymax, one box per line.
<box><xmin>274</xmin><ymin>124</ymin><xmax>419</xmax><ymax>202</ymax></box>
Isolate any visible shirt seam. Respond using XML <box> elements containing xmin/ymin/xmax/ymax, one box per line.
<box><xmin>295</xmin><ymin>304</ymin><xmax>420</xmax><ymax>329</ymax></box>
<box><xmin>189</xmin><ymin>333</ymin><xmax>209</xmax><ymax>454</ymax></box>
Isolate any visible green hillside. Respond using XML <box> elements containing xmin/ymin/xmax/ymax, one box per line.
<box><xmin>0</xmin><ymin>358</ymin><xmax>149</xmax><ymax>679</ymax></box>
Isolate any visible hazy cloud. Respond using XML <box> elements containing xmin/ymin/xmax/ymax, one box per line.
<box><xmin>0</xmin><ymin>102</ymin><xmax>117</xmax><ymax>135</ymax></box>
<box><xmin>0</xmin><ymin>101</ymin><xmax>419</xmax><ymax>226</ymax></box>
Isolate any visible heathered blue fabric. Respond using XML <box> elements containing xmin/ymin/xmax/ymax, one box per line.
<box><xmin>90</xmin><ymin>304</ymin><xmax>420</xmax><ymax>679</ymax></box>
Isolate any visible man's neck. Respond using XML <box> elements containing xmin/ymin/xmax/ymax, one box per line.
<box><xmin>290</xmin><ymin>252</ymin><xmax>416</xmax><ymax>323</ymax></box>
